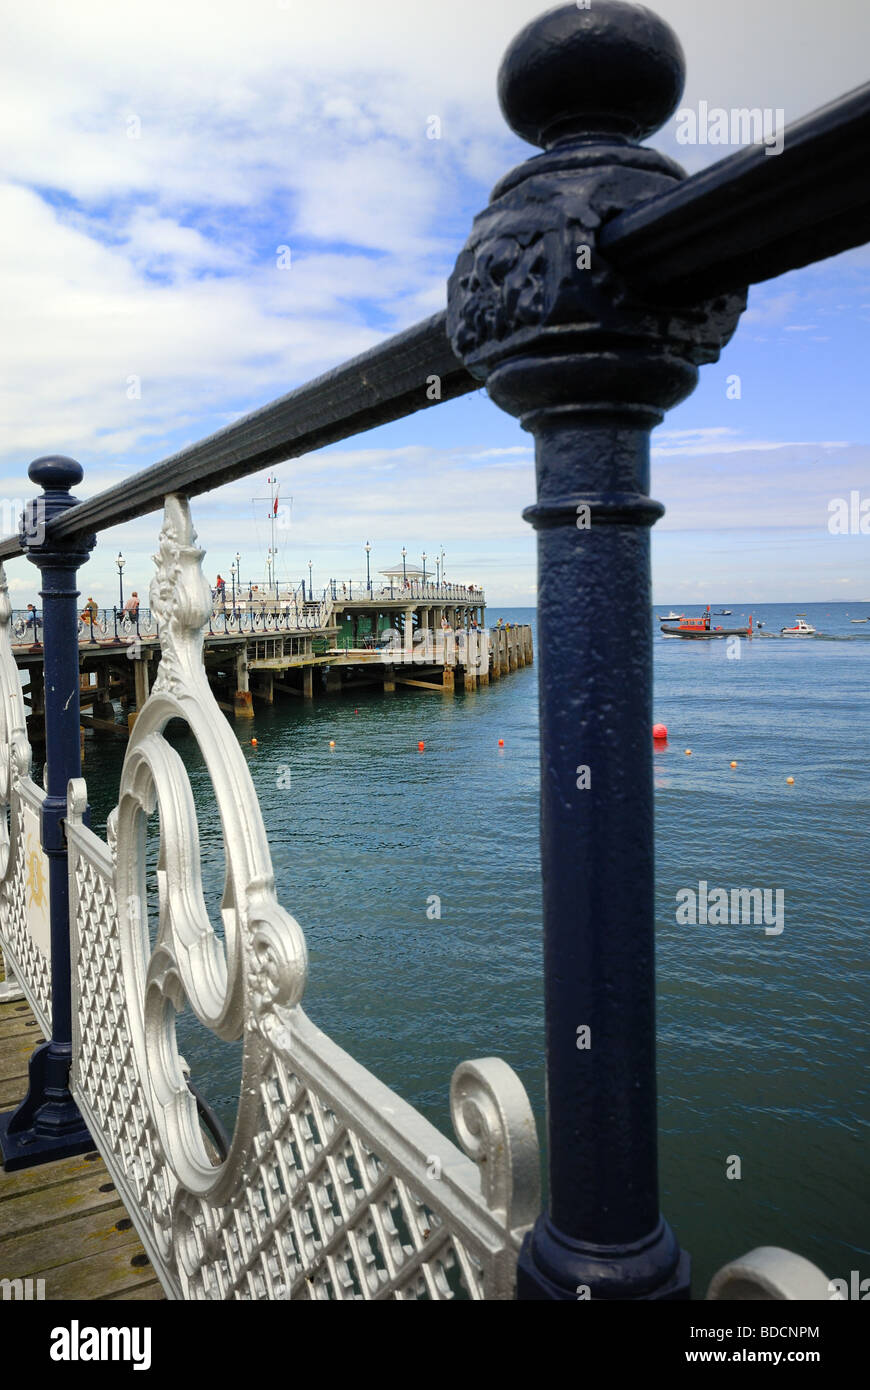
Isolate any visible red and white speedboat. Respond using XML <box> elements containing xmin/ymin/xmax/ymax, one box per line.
<box><xmin>780</xmin><ymin>618</ymin><xmax>816</xmax><ymax>636</ymax></box>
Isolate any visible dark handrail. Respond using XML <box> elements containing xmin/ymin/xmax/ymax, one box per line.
<box><xmin>0</xmin><ymin>314</ymin><xmax>476</xmax><ymax>560</ymax></box>
<box><xmin>602</xmin><ymin>81</ymin><xmax>870</xmax><ymax>301</ymax></box>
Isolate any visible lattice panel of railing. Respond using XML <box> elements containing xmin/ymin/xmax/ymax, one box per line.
<box><xmin>0</xmin><ymin>563</ymin><xmax>52</xmax><ymax>1033</ymax></box>
<box><xmin>68</xmin><ymin>819</ymin><xmax>175</xmax><ymax>1272</ymax></box>
<box><xmin>66</xmin><ymin>495</ymin><xmax>540</xmax><ymax>1300</ymax></box>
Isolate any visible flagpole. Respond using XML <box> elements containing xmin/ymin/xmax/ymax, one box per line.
<box><xmin>269</xmin><ymin>474</ymin><xmax>277</xmax><ymax>600</ymax></box>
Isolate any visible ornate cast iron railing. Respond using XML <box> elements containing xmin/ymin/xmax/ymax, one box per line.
<box><xmin>0</xmin><ymin>0</ymin><xmax>865</xmax><ymax>1298</ymax></box>
<box><xmin>64</xmin><ymin>495</ymin><xmax>539</xmax><ymax>1300</ymax></box>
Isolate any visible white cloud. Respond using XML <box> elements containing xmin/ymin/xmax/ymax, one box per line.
<box><xmin>1</xmin><ymin>0</ymin><xmax>868</xmax><ymax>609</ymax></box>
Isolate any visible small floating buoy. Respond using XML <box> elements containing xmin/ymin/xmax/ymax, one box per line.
<box><xmin>418</xmin><ymin>740</ymin><xmax>425</xmax><ymax>752</ymax></box>
<box><xmin>652</xmin><ymin>723</ymin><xmax>668</xmax><ymax>741</ymax></box>
<box><xmin>786</xmin><ymin>776</ymin><xmax>794</xmax><ymax>785</ymax></box>
<box><xmin>250</xmin><ymin>738</ymin><xmax>257</xmax><ymax>747</ymax></box>
<box><xmin>730</xmin><ymin>760</ymin><xmax>737</xmax><ymax>768</ymax></box>
<box><xmin>498</xmin><ymin>738</ymin><xmax>504</xmax><ymax>747</ymax></box>
<box><xmin>329</xmin><ymin>740</ymin><xmax>335</xmax><ymax>749</ymax></box>
<box><xmin>685</xmin><ymin>748</ymin><xmax>692</xmax><ymax>756</ymax></box>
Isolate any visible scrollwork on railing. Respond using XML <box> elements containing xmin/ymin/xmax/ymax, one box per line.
<box><xmin>450</xmin><ymin>1059</ymin><xmax>540</xmax><ymax>1238</ymax></box>
<box><xmin>707</xmin><ymin>1247</ymin><xmax>832</xmax><ymax>1300</ymax></box>
<box><xmin>67</xmin><ymin>494</ymin><xmax>540</xmax><ymax>1299</ymax></box>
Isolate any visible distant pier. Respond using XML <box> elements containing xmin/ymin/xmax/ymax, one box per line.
<box><xmin>10</xmin><ymin>587</ymin><xmax>532</xmax><ymax>747</ymax></box>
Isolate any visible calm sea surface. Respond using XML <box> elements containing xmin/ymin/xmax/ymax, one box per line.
<box><xmin>81</xmin><ymin>600</ymin><xmax>869</xmax><ymax>1295</ymax></box>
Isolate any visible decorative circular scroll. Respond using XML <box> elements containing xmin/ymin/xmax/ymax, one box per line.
<box><xmin>450</xmin><ymin>1057</ymin><xmax>541</xmax><ymax>1232</ymax></box>
<box><xmin>113</xmin><ymin>497</ymin><xmax>308</xmax><ymax>1203</ymax></box>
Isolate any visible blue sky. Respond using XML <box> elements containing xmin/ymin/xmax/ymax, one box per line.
<box><xmin>0</xmin><ymin>0</ymin><xmax>868</xmax><ymax>606</ymax></box>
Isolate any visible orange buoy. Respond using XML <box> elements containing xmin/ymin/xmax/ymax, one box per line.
<box><xmin>250</xmin><ymin>738</ymin><xmax>257</xmax><ymax>747</ymax></box>
<box><xmin>418</xmin><ymin>740</ymin><xmax>425</xmax><ymax>752</ymax></box>
<box><xmin>498</xmin><ymin>738</ymin><xmax>505</xmax><ymax>747</ymax></box>
<box><xmin>730</xmin><ymin>760</ymin><xmax>737</xmax><ymax>768</ymax></box>
<box><xmin>329</xmin><ymin>740</ymin><xmax>335</xmax><ymax>748</ymax></box>
<box><xmin>685</xmin><ymin>748</ymin><xmax>692</xmax><ymax>756</ymax></box>
<box><xmin>786</xmin><ymin>776</ymin><xmax>794</xmax><ymax>785</ymax></box>
<box><xmin>652</xmin><ymin>723</ymin><xmax>667</xmax><ymax>741</ymax></box>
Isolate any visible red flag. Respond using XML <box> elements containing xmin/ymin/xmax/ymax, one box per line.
<box><xmin>273</xmin><ymin>497</ymin><xmax>279</xmax><ymax>515</ymax></box>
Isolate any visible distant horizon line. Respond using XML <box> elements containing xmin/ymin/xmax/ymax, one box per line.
<box><xmin>481</xmin><ymin>598</ymin><xmax>870</xmax><ymax>609</ymax></box>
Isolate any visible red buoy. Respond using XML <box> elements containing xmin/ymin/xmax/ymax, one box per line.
<box><xmin>652</xmin><ymin>723</ymin><xmax>668</xmax><ymax>741</ymax></box>
<box><xmin>418</xmin><ymin>740</ymin><xmax>425</xmax><ymax>752</ymax></box>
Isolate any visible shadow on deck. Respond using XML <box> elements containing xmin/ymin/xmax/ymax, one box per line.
<box><xmin>0</xmin><ymin>951</ymin><xmax>164</xmax><ymax>1301</ymax></box>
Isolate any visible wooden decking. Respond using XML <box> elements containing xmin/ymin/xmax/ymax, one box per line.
<box><xmin>0</xmin><ymin>956</ymin><xmax>164</xmax><ymax>1301</ymax></box>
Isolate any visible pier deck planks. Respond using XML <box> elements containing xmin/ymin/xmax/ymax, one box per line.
<box><xmin>0</xmin><ymin>953</ymin><xmax>164</xmax><ymax>1301</ymax></box>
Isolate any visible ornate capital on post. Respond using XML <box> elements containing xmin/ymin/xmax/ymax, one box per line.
<box><xmin>446</xmin><ymin>1</ymin><xmax>746</xmax><ymax>432</ymax></box>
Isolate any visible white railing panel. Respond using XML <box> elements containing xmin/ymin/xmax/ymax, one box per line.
<box><xmin>67</xmin><ymin>495</ymin><xmax>540</xmax><ymax>1300</ymax></box>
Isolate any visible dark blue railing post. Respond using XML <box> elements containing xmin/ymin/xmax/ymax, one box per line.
<box><xmin>0</xmin><ymin>456</ymin><xmax>96</xmax><ymax>1169</ymax></box>
<box><xmin>448</xmin><ymin>2</ymin><xmax>746</xmax><ymax>1299</ymax></box>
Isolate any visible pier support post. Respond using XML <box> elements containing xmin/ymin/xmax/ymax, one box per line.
<box><xmin>479</xmin><ymin>633</ymin><xmax>490</xmax><ymax>687</ymax></box>
<box><xmin>234</xmin><ymin>644</ymin><xmax>254</xmax><ymax>719</ymax></box>
<box><xmin>0</xmin><ymin>456</ymin><xmax>96</xmax><ymax>1169</ymax></box>
<box><xmin>447</xmin><ymin>2</ymin><xmax>746</xmax><ymax>1299</ymax></box>
<box><xmin>133</xmin><ymin>655</ymin><xmax>149</xmax><ymax>711</ymax></box>
<box><xmin>403</xmin><ymin>607</ymin><xmax>415</xmax><ymax>665</ymax></box>
<box><xmin>302</xmin><ymin>666</ymin><xmax>313</xmax><ymax>700</ymax></box>
<box><xmin>499</xmin><ymin>631</ymin><xmax>509</xmax><ymax>678</ymax></box>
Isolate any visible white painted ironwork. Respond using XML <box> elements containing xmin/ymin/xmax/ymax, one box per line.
<box><xmin>0</xmin><ymin>564</ymin><xmax>51</xmax><ymax>1034</ymax></box>
<box><xmin>707</xmin><ymin>1247</ymin><xmax>832</xmax><ymax>1300</ymax></box>
<box><xmin>67</xmin><ymin>495</ymin><xmax>540</xmax><ymax>1299</ymax></box>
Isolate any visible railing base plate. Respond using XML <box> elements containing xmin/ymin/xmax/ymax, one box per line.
<box><xmin>0</xmin><ymin>1109</ymin><xmax>94</xmax><ymax>1171</ymax></box>
<box><xmin>0</xmin><ymin>1040</ymin><xmax>93</xmax><ymax>1171</ymax></box>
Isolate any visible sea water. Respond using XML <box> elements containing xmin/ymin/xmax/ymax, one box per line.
<box><xmin>80</xmin><ymin>601</ymin><xmax>869</xmax><ymax>1294</ymax></box>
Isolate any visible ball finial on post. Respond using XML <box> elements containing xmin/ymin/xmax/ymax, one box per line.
<box><xmin>497</xmin><ymin>0</ymin><xmax>686</xmax><ymax>149</ymax></box>
<box><xmin>27</xmin><ymin>455</ymin><xmax>84</xmax><ymax>493</ymax></box>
